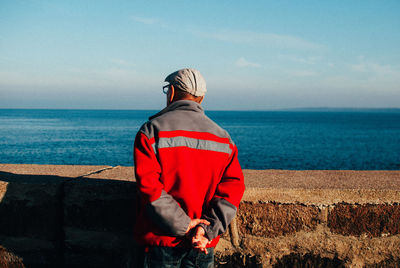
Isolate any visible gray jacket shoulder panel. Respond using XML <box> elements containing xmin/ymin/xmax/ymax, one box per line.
<box><xmin>139</xmin><ymin>121</ymin><xmax>156</xmax><ymax>140</ymax></box>
<box><xmin>139</xmin><ymin>100</ymin><xmax>234</xmax><ymax>144</ymax></box>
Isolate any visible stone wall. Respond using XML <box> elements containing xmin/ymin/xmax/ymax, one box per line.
<box><xmin>1</xmin><ymin>164</ymin><xmax>399</xmax><ymax>267</ymax></box>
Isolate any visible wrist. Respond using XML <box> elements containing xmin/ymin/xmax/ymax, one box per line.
<box><xmin>198</xmin><ymin>223</ymin><xmax>211</xmax><ymax>240</ymax></box>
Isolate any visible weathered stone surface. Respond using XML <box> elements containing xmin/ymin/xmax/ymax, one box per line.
<box><xmin>243</xmin><ymin>169</ymin><xmax>400</xmax><ymax>190</ymax></box>
<box><xmin>0</xmin><ymin>180</ymin><xmax>63</xmax><ymax>239</ymax></box>
<box><xmin>0</xmin><ymin>171</ymin><xmax>67</xmax><ymax>267</ymax></box>
<box><xmin>64</xmin><ymin>228</ymin><xmax>137</xmax><ymax>268</ymax></box>
<box><xmin>64</xmin><ymin>177</ymin><xmax>137</xmax><ymax>267</ymax></box>
<box><xmin>0</xmin><ymin>245</ymin><xmax>24</xmax><ymax>268</ymax></box>
<box><xmin>243</xmin><ymin>169</ymin><xmax>400</xmax><ymax>205</ymax></box>
<box><xmin>0</xmin><ymin>198</ymin><xmax>59</xmax><ymax>240</ymax></box>
<box><xmin>214</xmin><ymin>238</ymin><xmax>234</xmax><ymax>253</ymax></box>
<box><xmin>64</xmin><ymin>250</ymin><xmax>137</xmax><ymax>268</ymax></box>
<box><xmin>328</xmin><ymin>203</ymin><xmax>400</xmax><ymax>237</ymax></box>
<box><xmin>229</xmin><ymin>217</ymin><xmax>240</xmax><ymax>247</ymax></box>
<box><xmin>64</xmin><ymin>178</ymin><xmax>136</xmax><ymax>231</ymax></box>
<box><xmin>0</xmin><ymin>164</ymin><xmax>110</xmax><ymax>178</ymax></box>
<box><xmin>0</xmin><ymin>164</ymin><xmax>112</xmax><ymax>239</ymax></box>
<box><xmin>237</xmin><ymin>202</ymin><xmax>319</xmax><ymax>237</ymax></box>
<box><xmin>1</xmin><ymin>165</ymin><xmax>400</xmax><ymax>267</ymax></box>
<box><xmin>0</xmin><ymin>236</ymin><xmax>60</xmax><ymax>268</ymax></box>
<box><xmin>85</xmin><ymin>165</ymin><xmax>135</xmax><ymax>181</ymax></box>
<box><xmin>273</xmin><ymin>253</ymin><xmax>345</xmax><ymax>268</ymax></box>
<box><xmin>364</xmin><ymin>258</ymin><xmax>400</xmax><ymax>268</ymax></box>
<box><xmin>243</xmin><ymin>188</ymin><xmax>400</xmax><ymax>205</ymax></box>
<box><xmin>0</xmin><ymin>165</ymin><xmax>110</xmax><ymax>268</ymax></box>
<box><xmin>235</xmin><ymin>225</ymin><xmax>400</xmax><ymax>267</ymax></box>
<box><xmin>64</xmin><ymin>228</ymin><xmax>134</xmax><ymax>251</ymax></box>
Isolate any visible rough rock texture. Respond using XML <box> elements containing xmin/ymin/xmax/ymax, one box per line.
<box><xmin>273</xmin><ymin>253</ymin><xmax>345</xmax><ymax>268</ymax></box>
<box><xmin>1</xmin><ymin>165</ymin><xmax>400</xmax><ymax>267</ymax></box>
<box><xmin>223</xmin><ymin>223</ymin><xmax>400</xmax><ymax>267</ymax></box>
<box><xmin>237</xmin><ymin>202</ymin><xmax>320</xmax><ymax>237</ymax></box>
<box><xmin>328</xmin><ymin>203</ymin><xmax>400</xmax><ymax>237</ymax></box>
<box><xmin>0</xmin><ymin>245</ymin><xmax>24</xmax><ymax>268</ymax></box>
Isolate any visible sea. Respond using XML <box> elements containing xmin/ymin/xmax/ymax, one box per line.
<box><xmin>1</xmin><ymin>109</ymin><xmax>400</xmax><ymax>170</ymax></box>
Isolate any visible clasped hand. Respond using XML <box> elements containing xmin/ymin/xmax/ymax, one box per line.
<box><xmin>185</xmin><ymin>219</ymin><xmax>211</xmax><ymax>254</ymax></box>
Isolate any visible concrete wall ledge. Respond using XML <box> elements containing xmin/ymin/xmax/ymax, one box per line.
<box><xmin>1</xmin><ymin>164</ymin><xmax>399</xmax><ymax>267</ymax></box>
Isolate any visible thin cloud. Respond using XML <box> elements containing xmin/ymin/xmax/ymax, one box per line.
<box><xmin>137</xmin><ymin>22</ymin><xmax>321</xmax><ymax>50</ymax></box>
<box><xmin>350</xmin><ymin>62</ymin><xmax>400</xmax><ymax>77</ymax></box>
<box><xmin>197</xmin><ymin>29</ymin><xmax>323</xmax><ymax>50</ymax></box>
<box><xmin>287</xmin><ymin>70</ymin><xmax>318</xmax><ymax>77</ymax></box>
<box><xmin>0</xmin><ymin>68</ymin><xmax>155</xmax><ymax>88</ymax></box>
<box><xmin>110</xmin><ymin>58</ymin><xmax>136</xmax><ymax>67</ymax></box>
<box><xmin>0</xmin><ymin>70</ymin><xmax>102</xmax><ymax>87</ymax></box>
<box><xmin>278</xmin><ymin>54</ymin><xmax>320</xmax><ymax>64</ymax></box>
<box><xmin>235</xmin><ymin>57</ymin><xmax>261</xmax><ymax>68</ymax></box>
<box><xmin>131</xmin><ymin>16</ymin><xmax>158</xmax><ymax>25</ymax></box>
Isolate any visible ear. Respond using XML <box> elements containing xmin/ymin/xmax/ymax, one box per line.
<box><xmin>169</xmin><ymin>84</ymin><xmax>175</xmax><ymax>103</ymax></box>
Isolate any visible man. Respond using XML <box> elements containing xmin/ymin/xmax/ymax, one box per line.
<box><xmin>134</xmin><ymin>68</ymin><xmax>245</xmax><ymax>267</ymax></box>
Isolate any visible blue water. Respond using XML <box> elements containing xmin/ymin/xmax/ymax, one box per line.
<box><xmin>1</xmin><ymin>109</ymin><xmax>400</xmax><ymax>170</ymax></box>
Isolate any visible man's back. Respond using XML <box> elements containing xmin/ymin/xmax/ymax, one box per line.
<box><xmin>134</xmin><ymin>100</ymin><xmax>244</xmax><ymax>248</ymax></box>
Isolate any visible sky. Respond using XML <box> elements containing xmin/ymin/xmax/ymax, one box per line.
<box><xmin>1</xmin><ymin>0</ymin><xmax>399</xmax><ymax>110</ymax></box>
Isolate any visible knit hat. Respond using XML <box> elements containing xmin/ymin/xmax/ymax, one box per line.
<box><xmin>164</xmin><ymin>68</ymin><xmax>207</xmax><ymax>97</ymax></box>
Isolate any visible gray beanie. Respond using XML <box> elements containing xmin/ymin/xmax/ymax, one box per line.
<box><xmin>164</xmin><ymin>68</ymin><xmax>207</xmax><ymax>97</ymax></box>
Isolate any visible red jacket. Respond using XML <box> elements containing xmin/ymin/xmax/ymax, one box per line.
<box><xmin>134</xmin><ymin>100</ymin><xmax>245</xmax><ymax>248</ymax></box>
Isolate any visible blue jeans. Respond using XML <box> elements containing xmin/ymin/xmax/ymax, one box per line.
<box><xmin>143</xmin><ymin>246</ymin><xmax>214</xmax><ymax>268</ymax></box>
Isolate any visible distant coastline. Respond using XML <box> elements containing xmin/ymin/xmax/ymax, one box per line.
<box><xmin>282</xmin><ymin>107</ymin><xmax>400</xmax><ymax>113</ymax></box>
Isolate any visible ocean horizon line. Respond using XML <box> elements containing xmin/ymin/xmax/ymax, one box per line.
<box><xmin>1</xmin><ymin>107</ymin><xmax>400</xmax><ymax>112</ymax></box>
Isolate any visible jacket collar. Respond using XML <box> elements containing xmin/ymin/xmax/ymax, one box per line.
<box><xmin>149</xmin><ymin>100</ymin><xmax>204</xmax><ymax>120</ymax></box>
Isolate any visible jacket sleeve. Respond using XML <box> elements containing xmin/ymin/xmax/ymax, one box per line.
<box><xmin>134</xmin><ymin>130</ymin><xmax>191</xmax><ymax>236</ymax></box>
<box><xmin>200</xmin><ymin>144</ymin><xmax>245</xmax><ymax>240</ymax></box>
